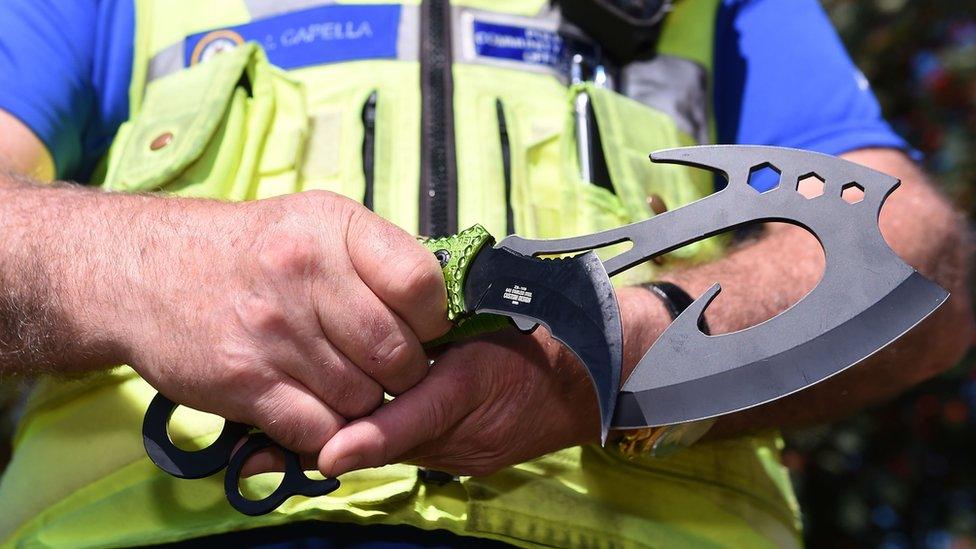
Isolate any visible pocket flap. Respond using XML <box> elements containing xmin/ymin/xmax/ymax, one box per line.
<box><xmin>583</xmin><ymin>82</ymin><xmax>690</xmax><ymax>221</ymax></box>
<box><xmin>112</xmin><ymin>44</ymin><xmax>263</xmax><ymax>191</ymax></box>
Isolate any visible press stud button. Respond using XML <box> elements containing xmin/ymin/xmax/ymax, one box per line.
<box><xmin>648</xmin><ymin>194</ymin><xmax>668</xmax><ymax>215</ymax></box>
<box><xmin>150</xmin><ymin>132</ymin><xmax>174</xmax><ymax>151</ymax></box>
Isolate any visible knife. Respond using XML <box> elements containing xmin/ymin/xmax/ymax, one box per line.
<box><xmin>142</xmin><ymin>144</ymin><xmax>948</xmax><ymax>515</ymax></box>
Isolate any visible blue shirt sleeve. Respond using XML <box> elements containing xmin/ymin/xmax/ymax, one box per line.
<box><xmin>713</xmin><ymin>0</ymin><xmax>912</xmax><ymax>169</ymax></box>
<box><xmin>0</xmin><ymin>0</ymin><xmax>133</xmax><ymax>180</ymax></box>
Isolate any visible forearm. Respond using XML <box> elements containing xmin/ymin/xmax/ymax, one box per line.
<box><xmin>652</xmin><ymin>149</ymin><xmax>973</xmax><ymax>434</ymax></box>
<box><xmin>0</xmin><ymin>172</ymin><xmax>231</xmax><ymax>375</ymax></box>
<box><xmin>0</xmin><ymin>172</ymin><xmax>134</xmax><ymax>373</ymax></box>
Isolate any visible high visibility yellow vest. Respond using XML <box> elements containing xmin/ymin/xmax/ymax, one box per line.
<box><xmin>0</xmin><ymin>1</ymin><xmax>802</xmax><ymax>547</ymax></box>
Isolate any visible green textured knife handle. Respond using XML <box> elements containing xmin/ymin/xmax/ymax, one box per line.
<box><xmin>420</xmin><ymin>225</ymin><xmax>510</xmax><ymax>346</ymax></box>
<box><xmin>421</xmin><ymin>224</ymin><xmax>493</xmax><ymax>321</ymax></box>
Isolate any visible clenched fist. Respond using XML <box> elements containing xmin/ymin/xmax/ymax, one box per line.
<box><xmin>116</xmin><ymin>191</ymin><xmax>451</xmax><ymax>456</ymax></box>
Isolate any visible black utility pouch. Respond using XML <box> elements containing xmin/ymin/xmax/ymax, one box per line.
<box><xmin>559</xmin><ymin>0</ymin><xmax>671</xmax><ymax>62</ymax></box>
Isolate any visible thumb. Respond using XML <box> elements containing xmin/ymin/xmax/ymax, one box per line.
<box><xmin>317</xmin><ymin>362</ymin><xmax>479</xmax><ymax>476</ymax></box>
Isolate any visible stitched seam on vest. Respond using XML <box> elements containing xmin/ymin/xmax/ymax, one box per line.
<box><xmin>466</xmin><ymin>503</ymin><xmax>716</xmax><ymax>549</ymax></box>
<box><xmin>602</xmin><ymin>450</ymin><xmax>799</xmax><ymax>531</ymax></box>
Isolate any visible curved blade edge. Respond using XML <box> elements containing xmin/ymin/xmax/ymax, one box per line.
<box><xmin>614</xmin><ymin>271</ymin><xmax>948</xmax><ymax>428</ymax></box>
<box><xmin>465</xmin><ymin>247</ymin><xmax>622</xmax><ymax>444</ymax></box>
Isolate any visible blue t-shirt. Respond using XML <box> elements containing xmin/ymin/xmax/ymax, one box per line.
<box><xmin>0</xmin><ymin>0</ymin><xmax>132</xmax><ymax>179</ymax></box>
<box><xmin>0</xmin><ymin>0</ymin><xmax>909</xmax><ymax>182</ymax></box>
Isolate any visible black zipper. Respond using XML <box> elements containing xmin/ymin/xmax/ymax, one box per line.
<box><xmin>361</xmin><ymin>91</ymin><xmax>378</xmax><ymax>211</ymax></box>
<box><xmin>496</xmin><ymin>99</ymin><xmax>515</xmax><ymax>235</ymax></box>
<box><xmin>419</xmin><ymin>0</ymin><xmax>457</xmax><ymax>238</ymax></box>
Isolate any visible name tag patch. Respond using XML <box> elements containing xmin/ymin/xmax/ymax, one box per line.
<box><xmin>185</xmin><ymin>4</ymin><xmax>401</xmax><ymax>69</ymax></box>
<box><xmin>472</xmin><ymin>20</ymin><xmax>565</xmax><ymax>69</ymax></box>
<box><xmin>465</xmin><ymin>15</ymin><xmax>600</xmax><ymax>79</ymax></box>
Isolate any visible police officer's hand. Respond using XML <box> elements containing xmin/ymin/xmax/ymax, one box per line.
<box><xmin>314</xmin><ymin>287</ymin><xmax>669</xmax><ymax>477</ymax></box>
<box><xmin>124</xmin><ymin>190</ymin><xmax>451</xmax><ymax>456</ymax></box>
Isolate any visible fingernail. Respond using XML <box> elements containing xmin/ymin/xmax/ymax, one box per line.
<box><xmin>331</xmin><ymin>454</ymin><xmax>364</xmax><ymax>476</ymax></box>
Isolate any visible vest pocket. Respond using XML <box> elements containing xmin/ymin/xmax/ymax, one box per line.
<box><xmin>573</xmin><ymin>176</ymin><xmax>659</xmax><ymax>287</ymax></box>
<box><xmin>101</xmin><ymin>43</ymin><xmax>307</xmax><ymax>201</ymax></box>
<box><xmin>582</xmin><ymin>83</ymin><xmax>728</xmax><ymax>266</ymax></box>
<box><xmin>298</xmin><ymin>87</ymin><xmax>383</xmax><ymax>209</ymax></box>
<box><xmin>507</xmin><ymin>87</ymin><xmax>654</xmax><ymax>284</ymax></box>
<box><xmin>512</xmin><ymin>83</ymin><xmax>728</xmax><ymax>284</ymax></box>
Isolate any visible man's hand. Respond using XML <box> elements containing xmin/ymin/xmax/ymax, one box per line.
<box><xmin>0</xmin><ymin>111</ymin><xmax>454</xmax><ymax>456</ymax></box>
<box><xmin>123</xmin><ymin>191</ymin><xmax>453</xmax><ymax>456</ymax></box>
<box><xmin>316</xmin><ymin>287</ymin><xmax>668</xmax><ymax>477</ymax></box>
<box><xmin>0</xmin><ymin>175</ymin><xmax>452</xmax><ymax>456</ymax></box>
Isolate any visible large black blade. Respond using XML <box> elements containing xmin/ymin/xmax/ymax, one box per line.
<box><xmin>614</xmin><ymin>271</ymin><xmax>948</xmax><ymax>428</ymax></box>
<box><xmin>464</xmin><ymin>245</ymin><xmax>622</xmax><ymax>443</ymax></box>
<box><xmin>495</xmin><ymin>146</ymin><xmax>949</xmax><ymax>435</ymax></box>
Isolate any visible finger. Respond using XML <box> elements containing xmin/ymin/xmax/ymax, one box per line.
<box><xmin>313</xmin><ymin>275</ymin><xmax>430</xmax><ymax>395</ymax></box>
<box><xmin>345</xmin><ymin>213</ymin><xmax>451</xmax><ymax>342</ymax></box>
<box><xmin>239</xmin><ymin>448</ymin><xmax>318</xmax><ymax>477</ymax></box>
<box><xmin>317</xmin><ymin>363</ymin><xmax>479</xmax><ymax>477</ymax></box>
<box><xmin>233</xmin><ymin>258</ymin><xmax>386</xmax><ymax>419</ymax></box>
<box><xmin>281</xmin><ymin>339</ymin><xmax>385</xmax><ymax>419</ymax></box>
<box><xmin>239</xmin><ymin>447</ymin><xmax>281</xmax><ymax>477</ymax></box>
<box><xmin>246</xmin><ymin>376</ymin><xmax>346</xmax><ymax>456</ymax></box>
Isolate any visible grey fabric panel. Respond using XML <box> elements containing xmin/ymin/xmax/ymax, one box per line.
<box><xmin>245</xmin><ymin>0</ymin><xmax>334</xmax><ymax>20</ymax></box>
<box><xmin>146</xmin><ymin>41</ymin><xmax>185</xmax><ymax>83</ymax></box>
<box><xmin>621</xmin><ymin>55</ymin><xmax>710</xmax><ymax>144</ymax></box>
<box><xmin>396</xmin><ymin>4</ymin><xmax>419</xmax><ymax>62</ymax></box>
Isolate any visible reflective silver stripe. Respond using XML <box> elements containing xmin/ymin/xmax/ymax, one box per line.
<box><xmin>396</xmin><ymin>4</ymin><xmax>420</xmax><ymax>62</ymax></box>
<box><xmin>146</xmin><ymin>41</ymin><xmax>185</xmax><ymax>82</ymax></box>
<box><xmin>452</xmin><ymin>5</ymin><xmax>591</xmax><ymax>84</ymax></box>
<box><xmin>244</xmin><ymin>0</ymin><xmax>334</xmax><ymax>21</ymax></box>
<box><xmin>621</xmin><ymin>55</ymin><xmax>710</xmax><ymax>144</ymax></box>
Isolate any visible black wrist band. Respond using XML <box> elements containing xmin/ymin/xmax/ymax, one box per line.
<box><xmin>641</xmin><ymin>281</ymin><xmax>711</xmax><ymax>335</ymax></box>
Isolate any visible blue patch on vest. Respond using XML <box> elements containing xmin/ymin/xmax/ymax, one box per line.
<box><xmin>472</xmin><ymin>20</ymin><xmax>566</xmax><ymax>69</ymax></box>
<box><xmin>185</xmin><ymin>4</ymin><xmax>401</xmax><ymax>70</ymax></box>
